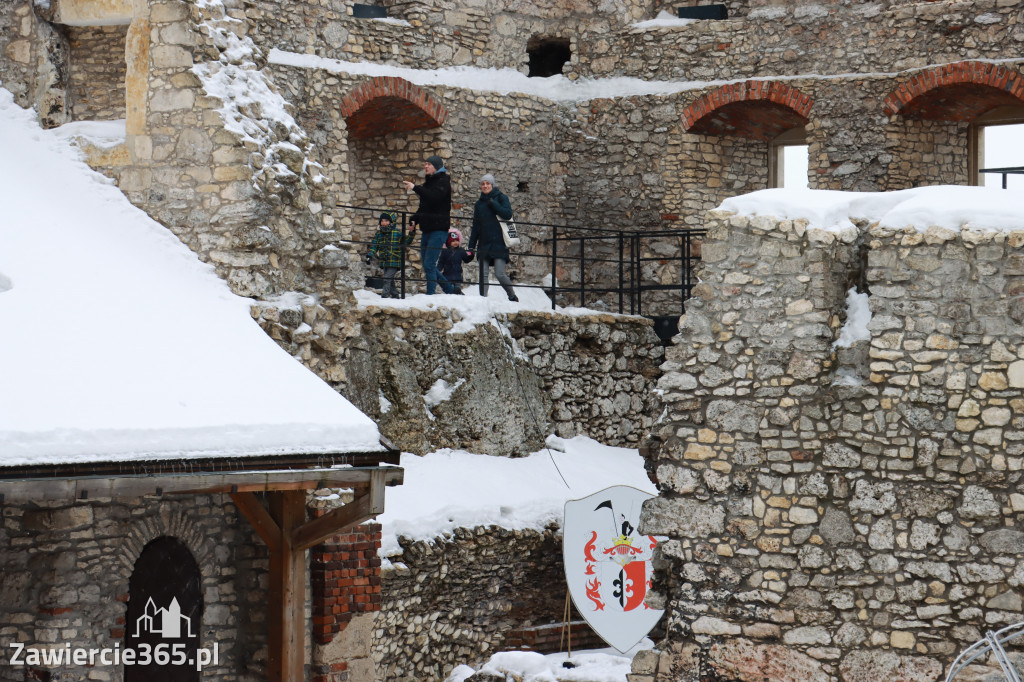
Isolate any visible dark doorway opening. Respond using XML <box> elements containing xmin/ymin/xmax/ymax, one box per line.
<box><xmin>125</xmin><ymin>537</ymin><xmax>203</xmax><ymax>682</ymax></box>
<box><xmin>527</xmin><ymin>37</ymin><xmax>571</xmax><ymax>77</ymax></box>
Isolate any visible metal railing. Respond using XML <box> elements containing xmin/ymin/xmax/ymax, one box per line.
<box><xmin>979</xmin><ymin>166</ymin><xmax>1024</xmax><ymax>189</ymax></box>
<box><xmin>945</xmin><ymin>621</ymin><xmax>1024</xmax><ymax>681</ymax></box>
<box><xmin>335</xmin><ymin>204</ymin><xmax>705</xmax><ymax>317</ymax></box>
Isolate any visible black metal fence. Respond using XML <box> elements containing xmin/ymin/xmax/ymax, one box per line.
<box><xmin>979</xmin><ymin>166</ymin><xmax>1024</xmax><ymax>189</ymax></box>
<box><xmin>336</xmin><ymin>204</ymin><xmax>705</xmax><ymax>318</ymax></box>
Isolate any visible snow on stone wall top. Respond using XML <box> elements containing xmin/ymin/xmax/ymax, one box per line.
<box><xmin>0</xmin><ymin>90</ymin><xmax>383</xmax><ymax>466</ymax></box>
<box><xmin>718</xmin><ymin>186</ymin><xmax>1024</xmax><ymax>235</ymax></box>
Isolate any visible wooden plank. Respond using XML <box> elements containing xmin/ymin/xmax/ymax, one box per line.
<box><xmin>291</xmin><ymin>470</ymin><xmax>387</xmax><ymax>551</ymax></box>
<box><xmin>230</xmin><ymin>492</ymin><xmax>282</xmax><ymax>552</ymax></box>
<box><xmin>0</xmin><ymin>467</ymin><xmax>404</xmax><ymax>503</ymax></box>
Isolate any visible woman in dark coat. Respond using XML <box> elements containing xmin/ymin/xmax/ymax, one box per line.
<box><xmin>403</xmin><ymin>154</ymin><xmax>453</xmax><ymax>295</ymax></box>
<box><xmin>467</xmin><ymin>173</ymin><xmax>518</xmax><ymax>302</ymax></box>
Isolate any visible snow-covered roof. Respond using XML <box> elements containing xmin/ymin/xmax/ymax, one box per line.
<box><xmin>0</xmin><ymin>89</ymin><xmax>383</xmax><ymax>468</ymax></box>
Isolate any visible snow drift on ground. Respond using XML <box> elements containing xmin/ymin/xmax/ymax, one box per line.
<box><xmin>719</xmin><ymin>186</ymin><xmax>1024</xmax><ymax>233</ymax></box>
<box><xmin>377</xmin><ymin>435</ymin><xmax>656</xmax><ymax>559</ymax></box>
<box><xmin>355</xmin><ymin>285</ymin><xmax>627</xmax><ymax>334</ymax></box>
<box><xmin>0</xmin><ymin>89</ymin><xmax>382</xmax><ymax>465</ymax></box>
<box><xmin>445</xmin><ymin>640</ymin><xmax>654</xmax><ymax>682</ymax></box>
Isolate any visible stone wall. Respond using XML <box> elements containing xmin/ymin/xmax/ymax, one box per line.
<box><xmin>243</xmin><ymin>0</ymin><xmax>652</xmax><ymax>75</ymax></box>
<box><xmin>1</xmin><ymin>1</ymin><xmax>72</xmax><ymax>128</ymax></box>
<box><xmin>375</xmin><ymin>526</ymin><xmax>570</xmax><ymax>681</ymax></box>
<box><xmin>0</xmin><ymin>495</ymin><xmax>268</xmax><ymax>682</ymax></box>
<box><xmin>67</xmin><ymin>25</ymin><xmax>128</xmax><ymax>121</ymax></box>
<box><xmin>2</xmin><ymin>0</ymin><xmax>1017</xmax><ymax>336</ymax></box>
<box><xmin>315</xmin><ymin>305</ymin><xmax>664</xmax><ymax>456</ymax></box>
<box><xmin>637</xmin><ymin>209</ymin><xmax>1024</xmax><ymax>681</ymax></box>
<box><xmin>240</xmin><ymin>0</ymin><xmax>1023</xmax><ymax>84</ymax></box>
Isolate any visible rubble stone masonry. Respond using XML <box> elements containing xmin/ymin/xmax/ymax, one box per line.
<box><xmin>0</xmin><ymin>495</ymin><xmax>268</xmax><ymax>682</ymax></box>
<box><xmin>637</xmin><ymin>210</ymin><xmax>1024</xmax><ymax>681</ymax></box>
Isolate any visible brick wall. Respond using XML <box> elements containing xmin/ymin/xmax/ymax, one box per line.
<box><xmin>310</xmin><ymin>522</ymin><xmax>383</xmax><ymax>646</ymax></box>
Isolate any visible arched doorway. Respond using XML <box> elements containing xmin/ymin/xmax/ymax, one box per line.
<box><xmin>678</xmin><ymin>80</ymin><xmax>814</xmax><ymax>194</ymax></box>
<box><xmin>883</xmin><ymin>61</ymin><xmax>1024</xmax><ymax>189</ymax></box>
<box><xmin>125</xmin><ymin>536</ymin><xmax>203</xmax><ymax>682</ymax></box>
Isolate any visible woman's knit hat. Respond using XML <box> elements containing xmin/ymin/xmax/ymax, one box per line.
<box><xmin>426</xmin><ymin>154</ymin><xmax>444</xmax><ymax>171</ymax></box>
<box><xmin>481</xmin><ymin>173</ymin><xmax>496</xmax><ymax>184</ymax></box>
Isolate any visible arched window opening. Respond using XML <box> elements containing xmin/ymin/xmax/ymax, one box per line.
<box><xmin>972</xmin><ymin>106</ymin><xmax>1024</xmax><ymax>191</ymax></box>
<box><xmin>527</xmin><ymin>37</ymin><xmax>571</xmax><ymax>78</ymax></box>
<box><xmin>125</xmin><ymin>537</ymin><xmax>203</xmax><ymax>682</ymax></box>
<box><xmin>769</xmin><ymin>127</ymin><xmax>809</xmax><ymax>189</ymax></box>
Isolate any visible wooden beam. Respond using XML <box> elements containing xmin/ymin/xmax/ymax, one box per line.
<box><xmin>292</xmin><ymin>470</ymin><xmax>386</xmax><ymax>551</ymax></box>
<box><xmin>0</xmin><ymin>467</ymin><xmax>404</xmax><ymax>503</ymax></box>
<box><xmin>267</xmin><ymin>491</ymin><xmax>306</xmax><ymax>682</ymax></box>
<box><xmin>230</xmin><ymin>492</ymin><xmax>282</xmax><ymax>552</ymax></box>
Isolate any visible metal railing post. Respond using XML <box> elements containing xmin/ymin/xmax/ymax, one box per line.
<box><xmin>550</xmin><ymin>226</ymin><xmax>558</xmax><ymax>310</ymax></box>
<box><xmin>681</xmin><ymin>231</ymin><xmax>689</xmax><ymax>314</ymax></box>
<box><xmin>618</xmin><ymin>232</ymin><xmax>625</xmax><ymax>315</ymax></box>
<box><xmin>635</xmin><ymin>233</ymin><xmax>643</xmax><ymax>317</ymax></box>
<box><xmin>629</xmin><ymin>233</ymin><xmax>636</xmax><ymax>316</ymax></box>
<box><xmin>579</xmin><ymin>236</ymin><xmax>586</xmax><ymax>308</ymax></box>
<box><xmin>400</xmin><ymin>212</ymin><xmax>407</xmax><ymax>299</ymax></box>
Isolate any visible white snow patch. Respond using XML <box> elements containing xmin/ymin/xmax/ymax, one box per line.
<box><xmin>631</xmin><ymin>10</ymin><xmax>696</xmax><ymax>29</ymax></box>
<box><xmin>423</xmin><ymin>378</ymin><xmax>465</xmax><ymax>409</ymax></box>
<box><xmin>354</xmin><ymin>283</ymin><xmax>631</xmax><ymax>335</ymax></box>
<box><xmin>377</xmin><ymin>436</ymin><xmax>655</xmax><ymax>558</ymax></box>
<box><xmin>833</xmin><ymin>288</ymin><xmax>871</xmax><ymax>349</ymax></box>
<box><xmin>370</xmin><ymin>16</ymin><xmax>412</xmax><ymax>26</ymax></box>
<box><xmin>48</xmin><ymin>119</ymin><xmax>126</xmax><ymax>150</ymax></box>
<box><xmin>446</xmin><ymin>640</ymin><xmax>655</xmax><ymax>682</ymax></box>
<box><xmin>191</xmin><ymin>0</ymin><xmax>322</xmax><ymax>188</ymax></box>
<box><xmin>719</xmin><ymin>186</ymin><xmax>1024</xmax><ymax>233</ymax></box>
<box><xmin>379</xmin><ymin>390</ymin><xmax>393</xmax><ymax>414</ymax></box>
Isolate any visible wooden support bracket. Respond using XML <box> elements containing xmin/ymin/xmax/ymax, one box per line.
<box><xmin>230</xmin><ymin>469</ymin><xmax>390</xmax><ymax>682</ymax></box>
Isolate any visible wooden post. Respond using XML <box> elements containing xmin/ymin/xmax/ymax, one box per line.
<box><xmin>228</xmin><ymin>471</ymin><xmax>396</xmax><ymax>682</ymax></box>
<box><xmin>268</xmin><ymin>490</ymin><xmax>306</xmax><ymax>682</ymax></box>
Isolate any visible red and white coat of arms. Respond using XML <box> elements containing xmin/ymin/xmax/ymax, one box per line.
<box><xmin>563</xmin><ymin>485</ymin><xmax>664</xmax><ymax>652</ymax></box>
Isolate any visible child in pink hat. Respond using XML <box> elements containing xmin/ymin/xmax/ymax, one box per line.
<box><xmin>438</xmin><ymin>228</ymin><xmax>472</xmax><ymax>294</ymax></box>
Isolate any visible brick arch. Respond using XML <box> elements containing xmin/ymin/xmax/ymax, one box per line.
<box><xmin>340</xmin><ymin>77</ymin><xmax>448</xmax><ymax>139</ymax></box>
<box><xmin>681</xmin><ymin>81</ymin><xmax>813</xmax><ymax>140</ymax></box>
<box><xmin>883</xmin><ymin>62</ymin><xmax>1024</xmax><ymax>120</ymax></box>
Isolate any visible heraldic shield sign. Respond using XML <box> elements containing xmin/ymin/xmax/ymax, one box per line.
<box><xmin>563</xmin><ymin>485</ymin><xmax>664</xmax><ymax>652</ymax></box>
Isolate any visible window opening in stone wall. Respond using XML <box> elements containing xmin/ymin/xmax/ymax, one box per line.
<box><xmin>973</xmin><ymin>107</ymin><xmax>1024</xmax><ymax>191</ymax></box>
<box><xmin>527</xmin><ymin>37</ymin><xmax>571</xmax><ymax>78</ymax></box>
<box><xmin>769</xmin><ymin>128</ymin><xmax>808</xmax><ymax>189</ymax></box>
<box><xmin>677</xmin><ymin>4</ymin><xmax>728</xmax><ymax>20</ymax></box>
<box><xmin>125</xmin><ymin>536</ymin><xmax>203</xmax><ymax>682</ymax></box>
<box><xmin>66</xmin><ymin>24</ymin><xmax>129</xmax><ymax>122</ymax></box>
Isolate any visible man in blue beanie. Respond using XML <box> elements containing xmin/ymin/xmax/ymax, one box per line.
<box><xmin>403</xmin><ymin>154</ymin><xmax>453</xmax><ymax>294</ymax></box>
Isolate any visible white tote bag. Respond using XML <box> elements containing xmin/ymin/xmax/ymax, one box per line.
<box><xmin>499</xmin><ymin>216</ymin><xmax>520</xmax><ymax>247</ymax></box>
